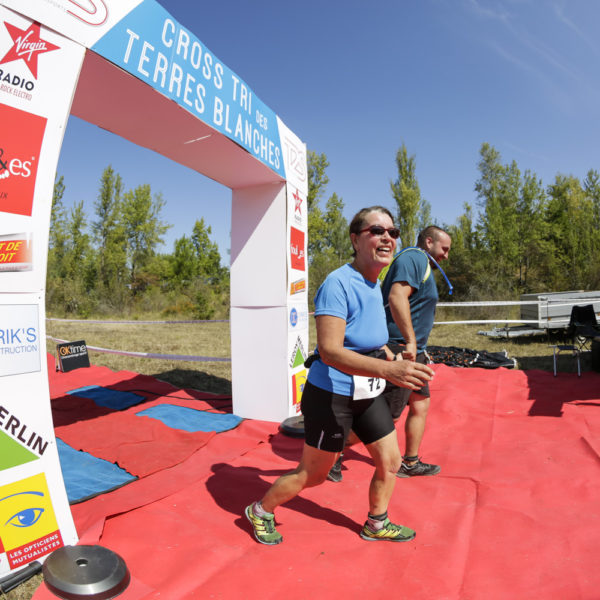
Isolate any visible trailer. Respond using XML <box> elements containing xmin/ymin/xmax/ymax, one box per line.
<box><xmin>519</xmin><ymin>290</ymin><xmax>600</xmax><ymax>329</ymax></box>
<box><xmin>478</xmin><ymin>291</ymin><xmax>600</xmax><ymax>338</ymax></box>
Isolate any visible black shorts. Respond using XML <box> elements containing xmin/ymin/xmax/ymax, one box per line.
<box><xmin>301</xmin><ymin>381</ymin><xmax>396</xmax><ymax>453</ymax></box>
<box><xmin>383</xmin><ymin>350</ymin><xmax>430</xmax><ymax>420</ymax></box>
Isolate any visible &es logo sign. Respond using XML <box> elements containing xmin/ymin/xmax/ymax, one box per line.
<box><xmin>0</xmin><ymin>104</ymin><xmax>46</xmax><ymax>217</ymax></box>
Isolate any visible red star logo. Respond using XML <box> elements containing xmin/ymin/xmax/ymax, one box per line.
<box><xmin>1</xmin><ymin>21</ymin><xmax>59</xmax><ymax>79</ymax></box>
<box><xmin>293</xmin><ymin>188</ymin><xmax>303</xmax><ymax>214</ymax></box>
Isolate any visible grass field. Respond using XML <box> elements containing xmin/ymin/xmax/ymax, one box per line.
<box><xmin>5</xmin><ymin>316</ymin><xmax>593</xmax><ymax>599</ymax></box>
<box><xmin>45</xmin><ymin>316</ymin><xmax>593</xmax><ymax>389</ymax></box>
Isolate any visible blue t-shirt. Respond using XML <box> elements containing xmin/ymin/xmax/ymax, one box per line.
<box><xmin>308</xmin><ymin>263</ymin><xmax>389</xmax><ymax>395</ymax></box>
<box><xmin>381</xmin><ymin>248</ymin><xmax>438</xmax><ymax>351</ymax></box>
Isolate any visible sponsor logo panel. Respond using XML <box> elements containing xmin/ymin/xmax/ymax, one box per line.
<box><xmin>0</xmin><ymin>104</ymin><xmax>46</xmax><ymax>217</ymax></box>
<box><xmin>0</xmin><ymin>233</ymin><xmax>33</xmax><ymax>272</ymax></box>
<box><xmin>289</xmin><ymin>336</ymin><xmax>307</xmax><ymax>369</ymax></box>
<box><xmin>288</xmin><ymin>305</ymin><xmax>308</xmax><ymax>331</ymax></box>
<box><xmin>292</xmin><ymin>369</ymin><xmax>307</xmax><ymax>414</ymax></box>
<box><xmin>290</xmin><ymin>227</ymin><xmax>305</xmax><ymax>272</ymax></box>
<box><xmin>0</xmin><ymin>21</ymin><xmax>59</xmax><ymax>79</ymax></box>
<box><xmin>290</xmin><ymin>278</ymin><xmax>306</xmax><ymax>296</ymax></box>
<box><xmin>0</xmin><ymin>473</ymin><xmax>63</xmax><ymax>569</ymax></box>
<box><xmin>0</xmin><ymin>304</ymin><xmax>40</xmax><ymax>377</ymax></box>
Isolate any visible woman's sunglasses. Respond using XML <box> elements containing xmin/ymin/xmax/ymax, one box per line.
<box><xmin>358</xmin><ymin>225</ymin><xmax>401</xmax><ymax>239</ymax></box>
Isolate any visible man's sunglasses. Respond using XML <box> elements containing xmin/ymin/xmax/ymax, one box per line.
<box><xmin>358</xmin><ymin>225</ymin><xmax>401</xmax><ymax>239</ymax></box>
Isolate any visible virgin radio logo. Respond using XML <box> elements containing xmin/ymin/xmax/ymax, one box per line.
<box><xmin>0</xmin><ymin>104</ymin><xmax>46</xmax><ymax>217</ymax></box>
<box><xmin>290</xmin><ymin>227</ymin><xmax>306</xmax><ymax>272</ymax></box>
<box><xmin>0</xmin><ymin>21</ymin><xmax>59</xmax><ymax>79</ymax></box>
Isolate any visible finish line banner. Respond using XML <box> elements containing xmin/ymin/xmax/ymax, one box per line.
<box><xmin>2</xmin><ymin>0</ymin><xmax>287</xmax><ymax>179</ymax></box>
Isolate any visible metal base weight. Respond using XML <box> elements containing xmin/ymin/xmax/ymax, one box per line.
<box><xmin>42</xmin><ymin>545</ymin><xmax>130</xmax><ymax>600</ymax></box>
<box><xmin>279</xmin><ymin>415</ymin><xmax>305</xmax><ymax>438</ymax></box>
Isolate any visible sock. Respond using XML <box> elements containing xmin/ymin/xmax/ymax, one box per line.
<box><xmin>367</xmin><ymin>511</ymin><xmax>388</xmax><ymax>530</ymax></box>
<box><xmin>253</xmin><ymin>501</ymin><xmax>272</xmax><ymax>517</ymax></box>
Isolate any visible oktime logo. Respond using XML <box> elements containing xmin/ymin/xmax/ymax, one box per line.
<box><xmin>0</xmin><ymin>304</ymin><xmax>41</xmax><ymax>377</ymax></box>
<box><xmin>0</xmin><ymin>104</ymin><xmax>46</xmax><ymax>217</ymax></box>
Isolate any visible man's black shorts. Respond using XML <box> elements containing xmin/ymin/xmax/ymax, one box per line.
<box><xmin>383</xmin><ymin>348</ymin><xmax>430</xmax><ymax>420</ymax></box>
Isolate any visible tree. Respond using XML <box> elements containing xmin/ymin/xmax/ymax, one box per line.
<box><xmin>390</xmin><ymin>144</ymin><xmax>423</xmax><ymax>247</ymax></box>
<box><xmin>47</xmin><ymin>175</ymin><xmax>69</xmax><ymax>280</ymax></box>
<box><xmin>545</xmin><ymin>174</ymin><xmax>596</xmax><ymax>290</ymax></box>
<box><xmin>92</xmin><ymin>166</ymin><xmax>127</xmax><ymax>297</ymax></box>
<box><xmin>306</xmin><ymin>151</ymin><xmax>330</xmax><ymax>261</ymax></box>
<box><xmin>121</xmin><ymin>184</ymin><xmax>170</xmax><ymax>291</ymax></box>
<box><xmin>473</xmin><ymin>143</ymin><xmax>521</xmax><ymax>296</ymax></box>
<box><xmin>191</xmin><ymin>218</ymin><xmax>223</xmax><ymax>280</ymax></box>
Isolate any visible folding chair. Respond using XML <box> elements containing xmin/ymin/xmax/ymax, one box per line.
<box><xmin>551</xmin><ymin>344</ymin><xmax>581</xmax><ymax>377</ymax></box>
<box><xmin>567</xmin><ymin>304</ymin><xmax>600</xmax><ymax>351</ymax></box>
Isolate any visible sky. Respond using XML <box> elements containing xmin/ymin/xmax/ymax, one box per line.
<box><xmin>56</xmin><ymin>0</ymin><xmax>600</xmax><ymax>262</ymax></box>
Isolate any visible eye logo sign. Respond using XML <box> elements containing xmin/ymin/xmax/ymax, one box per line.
<box><xmin>0</xmin><ymin>21</ymin><xmax>59</xmax><ymax>79</ymax></box>
<box><xmin>290</xmin><ymin>227</ymin><xmax>305</xmax><ymax>271</ymax></box>
<box><xmin>0</xmin><ymin>104</ymin><xmax>46</xmax><ymax>217</ymax></box>
<box><xmin>0</xmin><ymin>473</ymin><xmax>63</xmax><ymax>569</ymax></box>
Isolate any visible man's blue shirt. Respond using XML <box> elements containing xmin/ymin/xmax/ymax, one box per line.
<box><xmin>381</xmin><ymin>249</ymin><xmax>438</xmax><ymax>352</ymax></box>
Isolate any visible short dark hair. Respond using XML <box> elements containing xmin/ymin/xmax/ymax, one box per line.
<box><xmin>348</xmin><ymin>206</ymin><xmax>395</xmax><ymax>257</ymax></box>
<box><xmin>417</xmin><ymin>225</ymin><xmax>449</xmax><ymax>249</ymax></box>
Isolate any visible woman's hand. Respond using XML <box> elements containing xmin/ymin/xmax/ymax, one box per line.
<box><xmin>383</xmin><ymin>359</ymin><xmax>433</xmax><ymax>390</ymax></box>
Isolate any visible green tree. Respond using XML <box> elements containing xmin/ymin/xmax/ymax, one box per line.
<box><xmin>121</xmin><ymin>185</ymin><xmax>170</xmax><ymax>293</ymax></box>
<box><xmin>47</xmin><ymin>175</ymin><xmax>69</xmax><ymax>280</ymax></box>
<box><xmin>92</xmin><ymin>166</ymin><xmax>127</xmax><ymax>299</ymax></box>
<box><xmin>306</xmin><ymin>150</ymin><xmax>330</xmax><ymax>260</ymax></box>
<box><xmin>390</xmin><ymin>144</ymin><xmax>423</xmax><ymax>247</ymax></box>
<box><xmin>192</xmin><ymin>218</ymin><xmax>223</xmax><ymax>280</ymax></box>
<box><xmin>545</xmin><ymin>174</ymin><xmax>596</xmax><ymax>290</ymax></box>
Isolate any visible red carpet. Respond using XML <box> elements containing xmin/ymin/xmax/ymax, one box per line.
<box><xmin>33</xmin><ymin>357</ymin><xmax>600</xmax><ymax>599</ymax></box>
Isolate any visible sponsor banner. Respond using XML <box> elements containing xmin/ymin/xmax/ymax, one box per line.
<box><xmin>288</xmin><ymin>303</ymin><xmax>309</xmax><ymax>332</ymax></box>
<box><xmin>289</xmin><ymin>226</ymin><xmax>306</xmax><ymax>272</ymax></box>
<box><xmin>0</xmin><ymin>7</ymin><xmax>85</xmax><ymax>293</ymax></box>
<box><xmin>0</xmin><ymin>472</ymin><xmax>64</xmax><ymax>569</ymax></box>
<box><xmin>56</xmin><ymin>340</ymin><xmax>90</xmax><ymax>372</ymax></box>
<box><xmin>291</xmin><ymin>368</ymin><xmax>307</xmax><ymax>414</ymax></box>
<box><xmin>289</xmin><ymin>277</ymin><xmax>307</xmax><ymax>296</ymax></box>
<box><xmin>0</xmin><ymin>232</ymin><xmax>32</xmax><ymax>271</ymax></box>
<box><xmin>89</xmin><ymin>0</ymin><xmax>285</xmax><ymax>178</ymax></box>
<box><xmin>0</xmin><ymin>7</ymin><xmax>85</xmax><ymax>114</ymax></box>
<box><xmin>0</xmin><ymin>104</ymin><xmax>46</xmax><ymax>217</ymax></box>
<box><xmin>287</xmin><ymin>328</ymin><xmax>309</xmax><ymax>415</ymax></box>
<box><xmin>0</xmin><ymin>304</ymin><xmax>40</xmax><ymax>378</ymax></box>
<box><xmin>0</xmin><ymin>295</ymin><xmax>78</xmax><ymax>576</ymax></box>
<box><xmin>287</xmin><ymin>182</ymin><xmax>306</xmax><ymax>231</ymax></box>
<box><xmin>278</xmin><ymin>117</ymin><xmax>307</xmax><ymax>195</ymax></box>
<box><xmin>0</xmin><ymin>0</ymin><xmax>143</xmax><ymax>49</ymax></box>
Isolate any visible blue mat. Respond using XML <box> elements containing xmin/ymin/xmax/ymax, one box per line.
<box><xmin>56</xmin><ymin>438</ymin><xmax>137</xmax><ymax>504</ymax></box>
<box><xmin>67</xmin><ymin>385</ymin><xmax>145</xmax><ymax>410</ymax></box>
<box><xmin>136</xmin><ymin>404</ymin><xmax>242</xmax><ymax>433</ymax></box>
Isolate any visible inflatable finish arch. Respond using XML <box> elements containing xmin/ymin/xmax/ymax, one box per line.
<box><xmin>0</xmin><ymin>0</ymin><xmax>308</xmax><ymax>575</ymax></box>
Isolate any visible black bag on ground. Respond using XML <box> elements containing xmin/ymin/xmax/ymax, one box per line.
<box><xmin>426</xmin><ymin>346</ymin><xmax>516</xmax><ymax>369</ymax></box>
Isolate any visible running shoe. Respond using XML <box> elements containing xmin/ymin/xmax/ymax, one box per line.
<box><xmin>245</xmin><ymin>503</ymin><xmax>283</xmax><ymax>545</ymax></box>
<box><xmin>397</xmin><ymin>458</ymin><xmax>441</xmax><ymax>477</ymax></box>
<box><xmin>327</xmin><ymin>455</ymin><xmax>343</xmax><ymax>483</ymax></box>
<box><xmin>360</xmin><ymin>518</ymin><xmax>416</xmax><ymax>542</ymax></box>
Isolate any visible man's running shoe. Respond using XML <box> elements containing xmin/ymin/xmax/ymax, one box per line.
<box><xmin>397</xmin><ymin>458</ymin><xmax>441</xmax><ymax>478</ymax></box>
<box><xmin>245</xmin><ymin>503</ymin><xmax>283</xmax><ymax>545</ymax></box>
<box><xmin>359</xmin><ymin>518</ymin><xmax>416</xmax><ymax>542</ymax></box>
<box><xmin>327</xmin><ymin>455</ymin><xmax>343</xmax><ymax>483</ymax></box>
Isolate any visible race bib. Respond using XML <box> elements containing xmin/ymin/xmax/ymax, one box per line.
<box><xmin>352</xmin><ymin>375</ymin><xmax>385</xmax><ymax>400</ymax></box>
